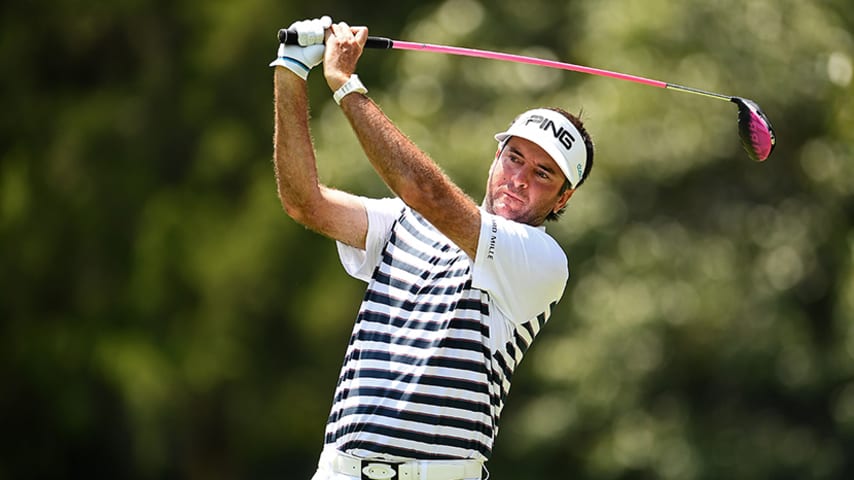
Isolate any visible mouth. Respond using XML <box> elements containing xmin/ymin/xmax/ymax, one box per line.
<box><xmin>499</xmin><ymin>190</ymin><xmax>525</xmax><ymax>205</ymax></box>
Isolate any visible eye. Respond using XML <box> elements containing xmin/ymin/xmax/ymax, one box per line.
<box><xmin>536</xmin><ymin>169</ymin><xmax>550</xmax><ymax>180</ymax></box>
<box><xmin>508</xmin><ymin>154</ymin><xmax>522</xmax><ymax>164</ymax></box>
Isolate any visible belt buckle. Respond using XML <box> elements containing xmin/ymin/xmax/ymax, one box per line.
<box><xmin>361</xmin><ymin>460</ymin><xmax>401</xmax><ymax>480</ymax></box>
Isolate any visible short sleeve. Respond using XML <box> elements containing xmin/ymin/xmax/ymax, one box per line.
<box><xmin>336</xmin><ymin>197</ymin><xmax>405</xmax><ymax>282</ymax></box>
<box><xmin>472</xmin><ymin>212</ymin><xmax>569</xmax><ymax>323</ymax></box>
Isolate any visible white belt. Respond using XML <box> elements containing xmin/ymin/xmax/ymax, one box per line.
<box><xmin>321</xmin><ymin>448</ymin><xmax>483</xmax><ymax>480</ymax></box>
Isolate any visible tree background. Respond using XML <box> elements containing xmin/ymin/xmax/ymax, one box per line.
<box><xmin>2</xmin><ymin>0</ymin><xmax>853</xmax><ymax>478</ymax></box>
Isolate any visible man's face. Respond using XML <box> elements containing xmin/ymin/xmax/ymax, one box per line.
<box><xmin>484</xmin><ymin>137</ymin><xmax>574</xmax><ymax>226</ymax></box>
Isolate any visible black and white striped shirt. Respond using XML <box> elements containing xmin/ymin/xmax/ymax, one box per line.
<box><xmin>326</xmin><ymin>197</ymin><xmax>568</xmax><ymax>461</ymax></box>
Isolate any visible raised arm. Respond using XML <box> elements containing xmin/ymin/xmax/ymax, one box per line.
<box><xmin>271</xmin><ymin>19</ymin><xmax>368</xmax><ymax>249</ymax></box>
<box><xmin>323</xmin><ymin>22</ymin><xmax>482</xmax><ymax>259</ymax></box>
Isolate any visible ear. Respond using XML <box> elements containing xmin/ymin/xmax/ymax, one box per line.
<box><xmin>553</xmin><ymin>187</ymin><xmax>574</xmax><ymax>214</ymax></box>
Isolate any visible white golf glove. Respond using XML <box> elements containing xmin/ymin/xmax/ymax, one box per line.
<box><xmin>269</xmin><ymin>16</ymin><xmax>333</xmax><ymax>80</ymax></box>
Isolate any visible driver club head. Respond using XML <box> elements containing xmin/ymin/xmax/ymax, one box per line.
<box><xmin>731</xmin><ymin>97</ymin><xmax>776</xmax><ymax>162</ymax></box>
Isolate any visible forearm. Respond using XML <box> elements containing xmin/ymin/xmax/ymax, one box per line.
<box><xmin>272</xmin><ymin>67</ymin><xmax>323</xmax><ymax>221</ymax></box>
<box><xmin>339</xmin><ymin>93</ymin><xmax>480</xmax><ymax>256</ymax></box>
<box><xmin>340</xmin><ymin>96</ymin><xmax>452</xmax><ymax>206</ymax></box>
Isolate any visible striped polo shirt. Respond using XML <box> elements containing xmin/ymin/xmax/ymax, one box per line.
<box><xmin>327</xmin><ymin>197</ymin><xmax>568</xmax><ymax>461</ymax></box>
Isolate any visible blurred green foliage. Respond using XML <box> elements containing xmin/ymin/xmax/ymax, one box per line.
<box><xmin>2</xmin><ymin>0</ymin><xmax>853</xmax><ymax>478</ymax></box>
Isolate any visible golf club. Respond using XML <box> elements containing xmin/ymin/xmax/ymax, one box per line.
<box><xmin>278</xmin><ymin>29</ymin><xmax>776</xmax><ymax>162</ymax></box>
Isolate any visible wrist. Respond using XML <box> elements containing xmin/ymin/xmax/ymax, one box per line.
<box><xmin>275</xmin><ymin>65</ymin><xmax>309</xmax><ymax>89</ymax></box>
<box><xmin>333</xmin><ymin>74</ymin><xmax>368</xmax><ymax>105</ymax></box>
<box><xmin>270</xmin><ymin>59</ymin><xmax>310</xmax><ymax>80</ymax></box>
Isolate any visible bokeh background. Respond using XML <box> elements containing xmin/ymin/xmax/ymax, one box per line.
<box><xmin>2</xmin><ymin>0</ymin><xmax>853</xmax><ymax>478</ymax></box>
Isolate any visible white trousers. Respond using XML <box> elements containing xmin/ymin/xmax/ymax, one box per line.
<box><xmin>309</xmin><ymin>447</ymin><xmax>485</xmax><ymax>480</ymax></box>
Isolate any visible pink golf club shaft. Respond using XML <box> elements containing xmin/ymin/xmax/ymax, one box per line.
<box><xmin>392</xmin><ymin>40</ymin><xmax>668</xmax><ymax>89</ymax></box>
<box><xmin>390</xmin><ymin>40</ymin><xmax>737</xmax><ymax>101</ymax></box>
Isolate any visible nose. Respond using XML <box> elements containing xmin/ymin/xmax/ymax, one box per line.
<box><xmin>509</xmin><ymin>167</ymin><xmax>529</xmax><ymax>189</ymax></box>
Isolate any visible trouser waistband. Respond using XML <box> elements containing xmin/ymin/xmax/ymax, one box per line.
<box><xmin>319</xmin><ymin>447</ymin><xmax>484</xmax><ymax>480</ymax></box>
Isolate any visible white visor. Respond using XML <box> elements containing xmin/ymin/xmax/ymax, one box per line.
<box><xmin>494</xmin><ymin>108</ymin><xmax>588</xmax><ymax>188</ymax></box>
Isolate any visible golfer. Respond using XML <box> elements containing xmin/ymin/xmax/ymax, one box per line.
<box><xmin>270</xmin><ymin>17</ymin><xmax>593</xmax><ymax>480</ymax></box>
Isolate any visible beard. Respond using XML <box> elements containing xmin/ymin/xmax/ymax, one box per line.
<box><xmin>483</xmin><ymin>185</ymin><xmax>547</xmax><ymax>226</ymax></box>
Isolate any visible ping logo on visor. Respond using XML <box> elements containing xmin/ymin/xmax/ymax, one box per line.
<box><xmin>494</xmin><ymin>108</ymin><xmax>588</xmax><ymax>188</ymax></box>
<box><xmin>523</xmin><ymin>114</ymin><xmax>576</xmax><ymax>150</ymax></box>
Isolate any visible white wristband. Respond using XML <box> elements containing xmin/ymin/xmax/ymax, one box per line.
<box><xmin>333</xmin><ymin>74</ymin><xmax>368</xmax><ymax>105</ymax></box>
